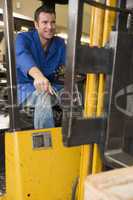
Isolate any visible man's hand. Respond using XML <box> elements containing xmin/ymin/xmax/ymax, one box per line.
<box><xmin>34</xmin><ymin>76</ymin><xmax>53</xmax><ymax>94</ymax></box>
<box><xmin>28</xmin><ymin>66</ymin><xmax>53</xmax><ymax>94</ymax></box>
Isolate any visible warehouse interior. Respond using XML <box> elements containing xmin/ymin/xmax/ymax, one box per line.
<box><xmin>0</xmin><ymin>0</ymin><xmax>133</xmax><ymax>200</ymax></box>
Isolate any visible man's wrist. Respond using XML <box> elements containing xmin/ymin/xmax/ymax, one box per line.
<box><xmin>28</xmin><ymin>66</ymin><xmax>45</xmax><ymax>80</ymax></box>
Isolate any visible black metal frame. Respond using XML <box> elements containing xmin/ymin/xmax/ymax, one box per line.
<box><xmin>3</xmin><ymin>0</ymin><xmax>20</xmax><ymax>131</ymax></box>
<box><xmin>85</xmin><ymin>0</ymin><xmax>132</xmax><ymax>14</ymax></box>
<box><xmin>62</xmin><ymin>0</ymin><xmax>109</xmax><ymax>146</ymax></box>
<box><xmin>62</xmin><ymin>0</ymin><xmax>133</xmax><ymax>168</ymax></box>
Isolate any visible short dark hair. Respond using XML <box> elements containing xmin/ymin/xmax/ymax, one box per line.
<box><xmin>34</xmin><ymin>4</ymin><xmax>55</xmax><ymax>22</ymax></box>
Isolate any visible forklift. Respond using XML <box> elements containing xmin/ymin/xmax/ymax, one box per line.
<box><xmin>0</xmin><ymin>0</ymin><xmax>133</xmax><ymax>199</ymax></box>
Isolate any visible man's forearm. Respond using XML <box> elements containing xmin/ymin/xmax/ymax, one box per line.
<box><xmin>28</xmin><ymin>66</ymin><xmax>53</xmax><ymax>94</ymax></box>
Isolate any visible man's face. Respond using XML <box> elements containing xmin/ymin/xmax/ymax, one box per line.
<box><xmin>35</xmin><ymin>12</ymin><xmax>56</xmax><ymax>41</ymax></box>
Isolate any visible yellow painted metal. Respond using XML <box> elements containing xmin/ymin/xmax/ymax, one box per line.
<box><xmin>88</xmin><ymin>0</ymin><xmax>105</xmax><ymax>174</ymax></box>
<box><xmin>77</xmin><ymin>145</ymin><xmax>91</xmax><ymax>200</ymax></box>
<box><xmin>0</xmin><ymin>128</ymin><xmax>81</xmax><ymax>200</ymax></box>
<box><xmin>89</xmin><ymin>7</ymin><xmax>95</xmax><ymax>46</ymax></box>
<box><xmin>92</xmin><ymin>0</ymin><xmax>117</xmax><ymax>174</ymax></box>
<box><xmin>77</xmin><ymin>73</ymin><xmax>98</xmax><ymax>200</ymax></box>
<box><xmin>92</xmin><ymin>73</ymin><xmax>105</xmax><ymax>173</ymax></box>
<box><xmin>0</xmin><ymin>195</ymin><xmax>6</xmax><ymax>200</ymax></box>
<box><xmin>90</xmin><ymin>4</ymin><xmax>105</xmax><ymax>47</ymax></box>
<box><xmin>102</xmin><ymin>0</ymin><xmax>117</xmax><ymax>46</ymax></box>
<box><xmin>84</xmin><ymin>74</ymin><xmax>98</xmax><ymax>117</ymax></box>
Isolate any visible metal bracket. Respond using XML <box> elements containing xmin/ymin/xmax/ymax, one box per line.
<box><xmin>62</xmin><ymin>117</ymin><xmax>106</xmax><ymax>146</ymax></box>
<box><xmin>77</xmin><ymin>45</ymin><xmax>113</xmax><ymax>74</ymax></box>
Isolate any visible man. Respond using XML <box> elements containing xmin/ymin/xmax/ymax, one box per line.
<box><xmin>16</xmin><ymin>4</ymin><xmax>66</xmax><ymax>129</ymax></box>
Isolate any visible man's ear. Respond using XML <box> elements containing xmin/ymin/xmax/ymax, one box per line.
<box><xmin>34</xmin><ymin>21</ymin><xmax>38</xmax><ymax>29</ymax></box>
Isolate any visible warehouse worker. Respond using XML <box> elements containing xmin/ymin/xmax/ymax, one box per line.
<box><xmin>16</xmin><ymin>3</ymin><xmax>66</xmax><ymax>129</ymax></box>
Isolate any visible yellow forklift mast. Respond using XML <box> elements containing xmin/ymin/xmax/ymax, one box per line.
<box><xmin>0</xmin><ymin>0</ymin><xmax>133</xmax><ymax>200</ymax></box>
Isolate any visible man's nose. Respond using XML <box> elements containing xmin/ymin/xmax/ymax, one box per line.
<box><xmin>47</xmin><ymin>23</ymin><xmax>52</xmax><ymax>29</ymax></box>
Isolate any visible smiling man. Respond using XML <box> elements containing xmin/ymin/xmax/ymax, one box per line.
<box><xmin>16</xmin><ymin>4</ymin><xmax>66</xmax><ymax>129</ymax></box>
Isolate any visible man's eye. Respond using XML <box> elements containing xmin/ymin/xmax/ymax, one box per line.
<box><xmin>42</xmin><ymin>21</ymin><xmax>55</xmax><ymax>25</ymax></box>
<box><xmin>43</xmin><ymin>21</ymin><xmax>48</xmax><ymax>24</ymax></box>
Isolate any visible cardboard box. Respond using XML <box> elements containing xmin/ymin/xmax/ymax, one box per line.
<box><xmin>84</xmin><ymin>167</ymin><xmax>133</xmax><ymax>200</ymax></box>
